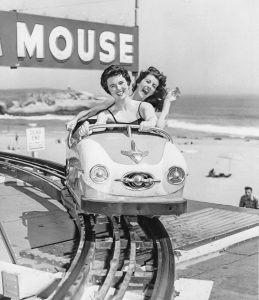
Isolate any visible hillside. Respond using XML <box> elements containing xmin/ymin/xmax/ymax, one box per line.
<box><xmin>0</xmin><ymin>88</ymin><xmax>109</xmax><ymax>115</ymax></box>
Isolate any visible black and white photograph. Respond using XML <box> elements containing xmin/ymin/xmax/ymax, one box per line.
<box><xmin>0</xmin><ymin>1</ymin><xmax>258</xmax><ymax>299</ymax></box>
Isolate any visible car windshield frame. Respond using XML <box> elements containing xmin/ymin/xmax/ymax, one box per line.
<box><xmin>68</xmin><ymin>124</ymin><xmax>173</xmax><ymax>149</ymax></box>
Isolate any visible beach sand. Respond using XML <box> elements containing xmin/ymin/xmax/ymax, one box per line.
<box><xmin>176</xmin><ymin>136</ymin><xmax>259</xmax><ymax>207</ymax></box>
<box><xmin>1</xmin><ymin>121</ymin><xmax>258</xmax><ymax>208</ymax></box>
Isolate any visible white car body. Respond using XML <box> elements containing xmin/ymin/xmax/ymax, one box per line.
<box><xmin>66</xmin><ymin>124</ymin><xmax>187</xmax><ymax>216</ymax></box>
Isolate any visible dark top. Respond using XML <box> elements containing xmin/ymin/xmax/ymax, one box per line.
<box><xmin>107</xmin><ymin>102</ymin><xmax>144</xmax><ymax>125</ymax></box>
<box><xmin>239</xmin><ymin>195</ymin><xmax>258</xmax><ymax>209</ymax></box>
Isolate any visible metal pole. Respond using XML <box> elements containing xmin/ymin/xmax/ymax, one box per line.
<box><xmin>132</xmin><ymin>0</ymin><xmax>139</xmax><ymax>82</ymax></box>
<box><xmin>135</xmin><ymin>0</ymin><xmax>139</xmax><ymax>27</ymax></box>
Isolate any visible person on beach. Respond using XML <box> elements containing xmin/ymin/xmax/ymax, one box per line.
<box><xmin>207</xmin><ymin>168</ymin><xmax>231</xmax><ymax>178</ymax></box>
<box><xmin>239</xmin><ymin>186</ymin><xmax>258</xmax><ymax>209</ymax></box>
<box><xmin>76</xmin><ymin>65</ymin><xmax>157</xmax><ymax>136</ymax></box>
<box><xmin>132</xmin><ymin>66</ymin><xmax>180</xmax><ymax>129</ymax></box>
<box><xmin>15</xmin><ymin>132</ymin><xmax>19</xmax><ymax>143</ymax></box>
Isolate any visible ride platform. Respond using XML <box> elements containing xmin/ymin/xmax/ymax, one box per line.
<box><xmin>160</xmin><ymin>200</ymin><xmax>259</xmax><ymax>266</ymax></box>
<box><xmin>1</xmin><ymin>173</ymin><xmax>258</xmax><ymax>265</ymax></box>
<box><xmin>0</xmin><ymin>175</ymin><xmax>77</xmax><ymax>263</ymax></box>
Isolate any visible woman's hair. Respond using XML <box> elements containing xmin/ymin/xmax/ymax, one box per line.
<box><xmin>132</xmin><ymin>66</ymin><xmax>167</xmax><ymax>112</ymax></box>
<box><xmin>101</xmin><ymin>65</ymin><xmax>131</xmax><ymax>95</ymax></box>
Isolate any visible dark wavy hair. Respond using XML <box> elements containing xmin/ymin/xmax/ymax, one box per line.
<box><xmin>132</xmin><ymin>66</ymin><xmax>167</xmax><ymax>112</ymax></box>
<box><xmin>100</xmin><ymin>65</ymin><xmax>132</xmax><ymax>95</ymax></box>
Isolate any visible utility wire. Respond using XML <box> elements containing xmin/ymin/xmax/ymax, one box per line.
<box><xmin>21</xmin><ymin>0</ymin><xmax>120</xmax><ymax>11</ymax></box>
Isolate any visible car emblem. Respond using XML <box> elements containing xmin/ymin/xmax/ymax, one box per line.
<box><xmin>121</xmin><ymin>140</ymin><xmax>149</xmax><ymax>164</ymax></box>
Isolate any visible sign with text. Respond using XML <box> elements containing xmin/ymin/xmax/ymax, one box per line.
<box><xmin>26</xmin><ymin>127</ymin><xmax>45</xmax><ymax>152</ymax></box>
<box><xmin>0</xmin><ymin>11</ymin><xmax>139</xmax><ymax>71</ymax></box>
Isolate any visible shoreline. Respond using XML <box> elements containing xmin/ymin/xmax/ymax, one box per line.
<box><xmin>1</xmin><ymin>120</ymin><xmax>258</xmax><ymax>209</ymax></box>
<box><xmin>1</xmin><ymin>117</ymin><xmax>259</xmax><ymax>141</ymax></box>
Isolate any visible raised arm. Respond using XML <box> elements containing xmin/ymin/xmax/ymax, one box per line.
<box><xmin>156</xmin><ymin>88</ymin><xmax>179</xmax><ymax>129</ymax></box>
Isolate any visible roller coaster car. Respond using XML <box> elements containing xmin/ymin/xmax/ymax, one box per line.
<box><xmin>66</xmin><ymin>123</ymin><xmax>187</xmax><ymax>216</ymax></box>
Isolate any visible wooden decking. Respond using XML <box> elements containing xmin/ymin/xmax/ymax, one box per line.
<box><xmin>160</xmin><ymin>207</ymin><xmax>259</xmax><ymax>250</ymax></box>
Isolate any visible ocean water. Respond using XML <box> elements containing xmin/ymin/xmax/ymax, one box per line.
<box><xmin>167</xmin><ymin>94</ymin><xmax>259</xmax><ymax>138</ymax></box>
<box><xmin>1</xmin><ymin>94</ymin><xmax>259</xmax><ymax>138</ymax></box>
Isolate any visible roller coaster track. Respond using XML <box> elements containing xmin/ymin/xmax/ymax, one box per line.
<box><xmin>0</xmin><ymin>151</ymin><xmax>175</xmax><ymax>300</ymax></box>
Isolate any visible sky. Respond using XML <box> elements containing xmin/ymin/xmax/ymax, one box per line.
<box><xmin>0</xmin><ymin>0</ymin><xmax>258</xmax><ymax>95</ymax></box>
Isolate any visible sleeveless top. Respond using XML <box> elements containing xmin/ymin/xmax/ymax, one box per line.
<box><xmin>106</xmin><ymin>102</ymin><xmax>144</xmax><ymax>125</ymax></box>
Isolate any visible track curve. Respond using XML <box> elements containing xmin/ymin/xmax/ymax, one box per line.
<box><xmin>0</xmin><ymin>151</ymin><xmax>175</xmax><ymax>300</ymax></box>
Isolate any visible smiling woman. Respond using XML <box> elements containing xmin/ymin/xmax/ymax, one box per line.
<box><xmin>132</xmin><ymin>66</ymin><xmax>180</xmax><ymax>129</ymax></box>
<box><xmin>75</xmin><ymin>65</ymin><xmax>157</xmax><ymax>136</ymax></box>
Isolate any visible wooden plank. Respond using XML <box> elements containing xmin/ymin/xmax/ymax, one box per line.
<box><xmin>160</xmin><ymin>208</ymin><xmax>259</xmax><ymax>250</ymax></box>
<box><xmin>167</xmin><ymin>214</ymin><xmax>259</xmax><ymax>238</ymax></box>
<box><xmin>160</xmin><ymin>208</ymin><xmax>214</xmax><ymax>223</ymax></box>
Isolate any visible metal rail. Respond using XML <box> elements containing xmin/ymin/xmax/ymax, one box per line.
<box><xmin>0</xmin><ymin>152</ymin><xmax>175</xmax><ymax>300</ymax></box>
<box><xmin>95</xmin><ymin>217</ymin><xmax>121</xmax><ymax>300</ymax></box>
<box><xmin>114</xmin><ymin>216</ymin><xmax>136</xmax><ymax>300</ymax></box>
<box><xmin>0</xmin><ymin>153</ymin><xmax>95</xmax><ymax>300</ymax></box>
<box><xmin>139</xmin><ymin>216</ymin><xmax>175</xmax><ymax>300</ymax></box>
<box><xmin>49</xmin><ymin>214</ymin><xmax>95</xmax><ymax>300</ymax></box>
<box><xmin>0</xmin><ymin>151</ymin><xmax>65</xmax><ymax>181</ymax></box>
<box><xmin>0</xmin><ymin>222</ymin><xmax>17</xmax><ymax>264</ymax></box>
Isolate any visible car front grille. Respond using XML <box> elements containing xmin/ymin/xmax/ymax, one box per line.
<box><xmin>121</xmin><ymin>172</ymin><xmax>155</xmax><ymax>190</ymax></box>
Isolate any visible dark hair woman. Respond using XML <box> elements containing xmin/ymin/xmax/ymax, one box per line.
<box><xmin>101</xmin><ymin>64</ymin><xmax>131</xmax><ymax>94</ymax></box>
<box><xmin>77</xmin><ymin>65</ymin><xmax>157</xmax><ymax>136</ymax></box>
<box><xmin>132</xmin><ymin>66</ymin><xmax>180</xmax><ymax>129</ymax></box>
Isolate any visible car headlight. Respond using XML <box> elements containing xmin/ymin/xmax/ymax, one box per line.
<box><xmin>167</xmin><ymin>166</ymin><xmax>185</xmax><ymax>185</ymax></box>
<box><xmin>90</xmin><ymin>165</ymin><xmax>109</xmax><ymax>183</ymax></box>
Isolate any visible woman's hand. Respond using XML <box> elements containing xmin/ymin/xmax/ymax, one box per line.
<box><xmin>165</xmin><ymin>87</ymin><xmax>181</xmax><ymax>102</ymax></box>
<box><xmin>78</xmin><ymin>121</ymin><xmax>92</xmax><ymax>136</ymax></box>
<box><xmin>139</xmin><ymin>120</ymin><xmax>155</xmax><ymax>132</ymax></box>
<box><xmin>66</xmin><ymin>119</ymin><xmax>77</xmax><ymax>131</ymax></box>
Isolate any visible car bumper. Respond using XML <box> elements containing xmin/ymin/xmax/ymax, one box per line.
<box><xmin>81</xmin><ymin>195</ymin><xmax>187</xmax><ymax>216</ymax></box>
